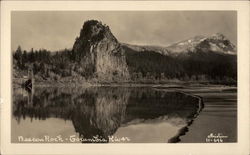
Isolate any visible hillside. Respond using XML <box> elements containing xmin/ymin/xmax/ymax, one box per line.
<box><xmin>122</xmin><ymin>33</ymin><xmax>237</xmax><ymax>84</ymax></box>
<box><xmin>13</xmin><ymin>20</ymin><xmax>237</xmax><ymax>85</ymax></box>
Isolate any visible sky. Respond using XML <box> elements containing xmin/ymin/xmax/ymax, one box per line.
<box><xmin>11</xmin><ymin>11</ymin><xmax>237</xmax><ymax>52</ymax></box>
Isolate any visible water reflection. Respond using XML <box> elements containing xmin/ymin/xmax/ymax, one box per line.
<box><xmin>12</xmin><ymin>87</ymin><xmax>200</xmax><ymax>143</ymax></box>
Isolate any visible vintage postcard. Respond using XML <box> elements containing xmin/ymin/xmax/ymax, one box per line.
<box><xmin>1</xmin><ymin>1</ymin><xmax>249</xmax><ymax>155</ymax></box>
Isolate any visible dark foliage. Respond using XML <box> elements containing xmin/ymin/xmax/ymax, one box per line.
<box><xmin>124</xmin><ymin>46</ymin><xmax>184</xmax><ymax>79</ymax></box>
<box><xmin>123</xmin><ymin>46</ymin><xmax>237</xmax><ymax>83</ymax></box>
<box><xmin>13</xmin><ymin>44</ymin><xmax>237</xmax><ymax>84</ymax></box>
<box><xmin>13</xmin><ymin>46</ymin><xmax>80</xmax><ymax>80</ymax></box>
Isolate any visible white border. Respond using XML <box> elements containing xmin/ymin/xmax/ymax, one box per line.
<box><xmin>1</xmin><ymin>1</ymin><xmax>249</xmax><ymax>155</ymax></box>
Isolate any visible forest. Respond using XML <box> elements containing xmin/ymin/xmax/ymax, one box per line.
<box><xmin>13</xmin><ymin>44</ymin><xmax>237</xmax><ymax>85</ymax></box>
<box><xmin>13</xmin><ymin>45</ymin><xmax>86</xmax><ymax>83</ymax></box>
<box><xmin>124</xmin><ymin>46</ymin><xmax>237</xmax><ymax>84</ymax></box>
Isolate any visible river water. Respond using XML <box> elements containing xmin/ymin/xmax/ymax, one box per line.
<box><xmin>11</xmin><ymin>85</ymin><xmax>236</xmax><ymax>143</ymax></box>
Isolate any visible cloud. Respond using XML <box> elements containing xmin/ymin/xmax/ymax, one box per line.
<box><xmin>11</xmin><ymin>11</ymin><xmax>236</xmax><ymax>51</ymax></box>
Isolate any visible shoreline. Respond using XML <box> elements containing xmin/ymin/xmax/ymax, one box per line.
<box><xmin>165</xmin><ymin>91</ymin><xmax>204</xmax><ymax>143</ymax></box>
<box><xmin>13</xmin><ymin>80</ymin><xmax>237</xmax><ymax>89</ymax></box>
<box><xmin>173</xmin><ymin>86</ymin><xmax>237</xmax><ymax>143</ymax></box>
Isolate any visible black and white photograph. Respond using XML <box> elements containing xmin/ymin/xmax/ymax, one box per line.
<box><xmin>1</xmin><ymin>1</ymin><xmax>249</xmax><ymax>155</ymax></box>
<box><xmin>11</xmin><ymin>11</ymin><xmax>237</xmax><ymax>143</ymax></box>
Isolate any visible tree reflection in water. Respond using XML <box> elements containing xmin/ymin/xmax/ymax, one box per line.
<box><xmin>13</xmin><ymin>87</ymin><xmax>200</xmax><ymax>143</ymax></box>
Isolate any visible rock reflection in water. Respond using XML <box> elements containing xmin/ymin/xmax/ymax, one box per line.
<box><xmin>12</xmin><ymin>87</ymin><xmax>200</xmax><ymax>143</ymax></box>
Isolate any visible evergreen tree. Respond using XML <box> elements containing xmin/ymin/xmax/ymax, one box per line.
<box><xmin>13</xmin><ymin>45</ymin><xmax>23</xmax><ymax>69</ymax></box>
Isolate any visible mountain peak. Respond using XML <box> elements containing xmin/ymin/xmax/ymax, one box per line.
<box><xmin>211</xmin><ymin>33</ymin><xmax>226</xmax><ymax>40</ymax></box>
<box><xmin>197</xmin><ymin>33</ymin><xmax>236</xmax><ymax>54</ymax></box>
<box><xmin>77</xmin><ymin>20</ymin><xmax>116</xmax><ymax>44</ymax></box>
<box><xmin>165</xmin><ymin>33</ymin><xmax>236</xmax><ymax>55</ymax></box>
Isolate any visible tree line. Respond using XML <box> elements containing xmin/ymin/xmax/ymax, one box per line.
<box><xmin>124</xmin><ymin>46</ymin><xmax>237</xmax><ymax>84</ymax></box>
<box><xmin>13</xmin><ymin>45</ymin><xmax>237</xmax><ymax>84</ymax></box>
<box><xmin>13</xmin><ymin>45</ymin><xmax>86</xmax><ymax>81</ymax></box>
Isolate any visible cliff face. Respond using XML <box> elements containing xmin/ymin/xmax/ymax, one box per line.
<box><xmin>72</xmin><ymin>20</ymin><xmax>130</xmax><ymax>81</ymax></box>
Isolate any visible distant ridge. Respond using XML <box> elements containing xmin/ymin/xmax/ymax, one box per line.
<box><xmin>122</xmin><ymin>33</ymin><xmax>236</xmax><ymax>56</ymax></box>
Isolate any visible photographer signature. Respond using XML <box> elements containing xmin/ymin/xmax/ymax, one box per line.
<box><xmin>206</xmin><ymin>133</ymin><xmax>228</xmax><ymax>143</ymax></box>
